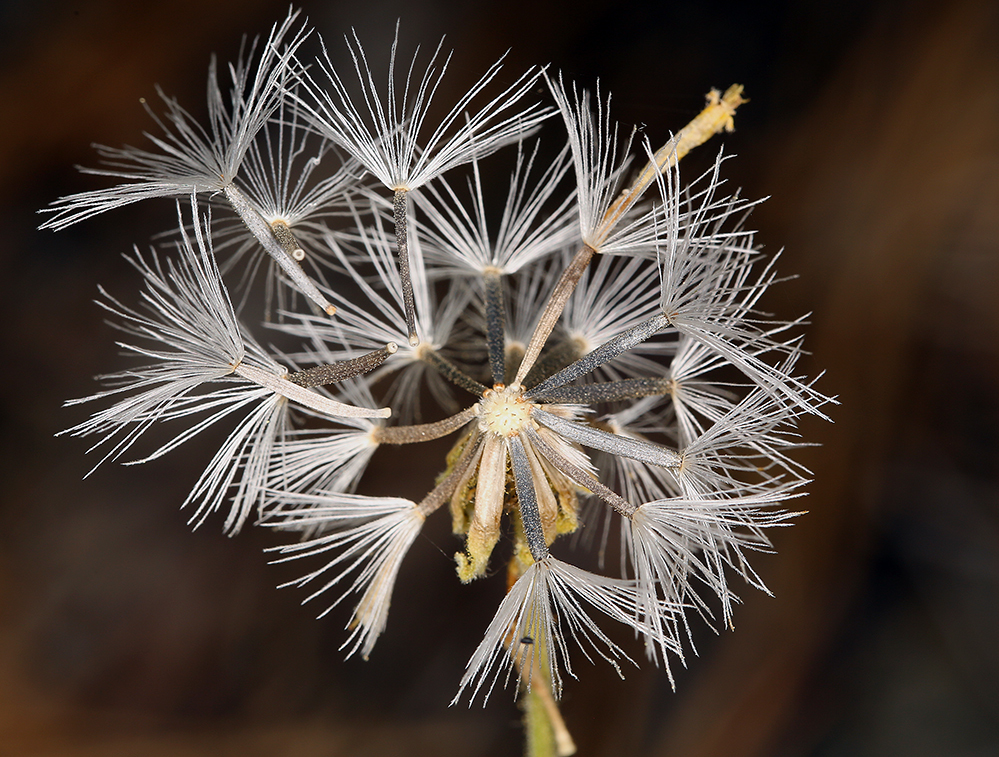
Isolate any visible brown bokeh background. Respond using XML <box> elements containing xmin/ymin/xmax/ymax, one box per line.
<box><xmin>2</xmin><ymin>1</ymin><xmax>997</xmax><ymax>755</ymax></box>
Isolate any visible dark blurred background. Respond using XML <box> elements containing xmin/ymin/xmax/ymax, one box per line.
<box><xmin>2</xmin><ymin>0</ymin><xmax>998</xmax><ymax>755</ymax></box>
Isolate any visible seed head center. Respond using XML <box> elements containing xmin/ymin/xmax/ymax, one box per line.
<box><xmin>478</xmin><ymin>384</ymin><xmax>533</xmax><ymax>437</ymax></box>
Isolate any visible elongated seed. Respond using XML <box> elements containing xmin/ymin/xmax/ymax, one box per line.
<box><xmin>483</xmin><ymin>268</ymin><xmax>507</xmax><ymax>386</ymax></box>
<box><xmin>522</xmin><ymin>338</ymin><xmax>586</xmax><ymax>390</ymax></box>
<box><xmin>527</xmin><ymin>312</ymin><xmax>669</xmax><ymax>398</ymax></box>
<box><xmin>287</xmin><ymin>344</ymin><xmax>398</xmax><ymax>388</ymax></box>
<box><xmin>523</xmin><ymin>426</ymin><xmax>636</xmax><ymax>517</ymax></box>
<box><xmin>373</xmin><ymin>406</ymin><xmax>477</xmax><ymax>445</ymax></box>
<box><xmin>513</xmin><ymin>245</ymin><xmax>595</xmax><ymax>387</ymax></box>
<box><xmin>393</xmin><ymin>188</ymin><xmax>419</xmax><ymax>347</ymax></box>
<box><xmin>531</xmin><ymin>376</ymin><xmax>671</xmax><ymax>404</ymax></box>
<box><xmin>419</xmin><ymin>346</ymin><xmax>488</xmax><ymax>397</ymax></box>
<box><xmin>532</xmin><ymin>407</ymin><xmax>681</xmax><ymax>469</ymax></box>
<box><xmin>224</xmin><ymin>185</ymin><xmax>336</xmax><ymax>316</ymax></box>
<box><xmin>509</xmin><ymin>435</ymin><xmax>549</xmax><ymax>562</ymax></box>
<box><xmin>234</xmin><ymin>363</ymin><xmax>390</xmax><ymax>419</ymax></box>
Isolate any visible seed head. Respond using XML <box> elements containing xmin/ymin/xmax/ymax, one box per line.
<box><xmin>50</xmin><ymin>13</ymin><xmax>833</xmax><ymax>740</ymax></box>
<box><xmin>476</xmin><ymin>384</ymin><xmax>533</xmax><ymax>437</ymax></box>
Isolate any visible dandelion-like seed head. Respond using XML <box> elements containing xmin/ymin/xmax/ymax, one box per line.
<box><xmin>49</xmin><ymin>13</ymin><xmax>832</xmax><ymax>753</ymax></box>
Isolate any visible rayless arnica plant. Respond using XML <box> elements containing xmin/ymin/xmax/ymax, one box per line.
<box><xmin>41</xmin><ymin>9</ymin><xmax>832</xmax><ymax>755</ymax></box>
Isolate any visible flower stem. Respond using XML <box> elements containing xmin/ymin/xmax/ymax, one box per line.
<box><xmin>524</xmin><ymin>675</ymin><xmax>577</xmax><ymax>757</ymax></box>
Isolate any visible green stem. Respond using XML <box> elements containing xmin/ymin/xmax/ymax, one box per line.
<box><xmin>521</xmin><ymin>647</ymin><xmax>576</xmax><ymax>757</ymax></box>
<box><xmin>524</xmin><ymin>685</ymin><xmax>556</xmax><ymax>757</ymax></box>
